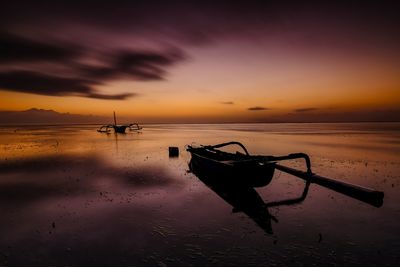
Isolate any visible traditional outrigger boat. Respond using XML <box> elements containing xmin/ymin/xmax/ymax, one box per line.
<box><xmin>187</xmin><ymin>141</ymin><xmax>384</xmax><ymax>207</ymax></box>
<box><xmin>97</xmin><ymin>111</ymin><xmax>142</xmax><ymax>133</ymax></box>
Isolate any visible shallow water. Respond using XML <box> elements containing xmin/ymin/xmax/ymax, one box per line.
<box><xmin>0</xmin><ymin>123</ymin><xmax>399</xmax><ymax>266</ymax></box>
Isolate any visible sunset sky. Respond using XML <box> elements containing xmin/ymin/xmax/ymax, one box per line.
<box><xmin>1</xmin><ymin>1</ymin><xmax>399</xmax><ymax>123</ymax></box>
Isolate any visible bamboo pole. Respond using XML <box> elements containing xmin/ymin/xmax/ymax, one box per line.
<box><xmin>275</xmin><ymin>164</ymin><xmax>384</xmax><ymax>207</ymax></box>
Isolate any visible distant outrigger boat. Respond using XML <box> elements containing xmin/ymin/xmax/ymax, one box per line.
<box><xmin>97</xmin><ymin>111</ymin><xmax>142</xmax><ymax>133</ymax></box>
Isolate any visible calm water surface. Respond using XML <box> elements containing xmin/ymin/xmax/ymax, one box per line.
<box><xmin>0</xmin><ymin>123</ymin><xmax>399</xmax><ymax>266</ymax></box>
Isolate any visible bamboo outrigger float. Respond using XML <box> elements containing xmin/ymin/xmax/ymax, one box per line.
<box><xmin>97</xmin><ymin>111</ymin><xmax>142</xmax><ymax>133</ymax></box>
<box><xmin>187</xmin><ymin>141</ymin><xmax>384</xmax><ymax>208</ymax></box>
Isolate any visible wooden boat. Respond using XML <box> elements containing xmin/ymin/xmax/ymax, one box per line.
<box><xmin>187</xmin><ymin>142</ymin><xmax>275</xmax><ymax>187</ymax></box>
<box><xmin>187</xmin><ymin>141</ymin><xmax>384</xmax><ymax>207</ymax></box>
<box><xmin>97</xmin><ymin>111</ymin><xmax>142</xmax><ymax>133</ymax></box>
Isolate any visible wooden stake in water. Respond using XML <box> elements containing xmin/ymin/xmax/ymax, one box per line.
<box><xmin>113</xmin><ymin>111</ymin><xmax>117</xmax><ymax>126</ymax></box>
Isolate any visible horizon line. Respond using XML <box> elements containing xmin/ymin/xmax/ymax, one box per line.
<box><xmin>0</xmin><ymin>120</ymin><xmax>399</xmax><ymax>127</ymax></box>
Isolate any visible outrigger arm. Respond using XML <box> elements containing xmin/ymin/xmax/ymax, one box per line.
<box><xmin>274</xmin><ymin>164</ymin><xmax>383</xmax><ymax>207</ymax></box>
<box><xmin>204</xmin><ymin>141</ymin><xmax>384</xmax><ymax>207</ymax></box>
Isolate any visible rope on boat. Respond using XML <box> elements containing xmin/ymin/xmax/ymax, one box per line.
<box><xmin>204</xmin><ymin>141</ymin><xmax>250</xmax><ymax>156</ymax></box>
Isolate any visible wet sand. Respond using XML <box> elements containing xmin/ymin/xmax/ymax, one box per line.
<box><xmin>0</xmin><ymin>123</ymin><xmax>399</xmax><ymax>266</ymax></box>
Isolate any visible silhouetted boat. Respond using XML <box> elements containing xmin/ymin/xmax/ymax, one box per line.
<box><xmin>187</xmin><ymin>142</ymin><xmax>275</xmax><ymax>187</ymax></box>
<box><xmin>97</xmin><ymin>111</ymin><xmax>142</xmax><ymax>133</ymax></box>
<box><xmin>187</xmin><ymin>141</ymin><xmax>384</xmax><ymax>207</ymax></box>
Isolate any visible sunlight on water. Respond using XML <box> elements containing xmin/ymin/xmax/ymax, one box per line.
<box><xmin>0</xmin><ymin>123</ymin><xmax>399</xmax><ymax>266</ymax></box>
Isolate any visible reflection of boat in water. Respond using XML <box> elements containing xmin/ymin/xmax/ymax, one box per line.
<box><xmin>97</xmin><ymin>111</ymin><xmax>142</xmax><ymax>133</ymax></box>
<box><xmin>189</xmin><ymin>158</ymin><xmax>311</xmax><ymax>234</ymax></box>
<box><xmin>189</xmin><ymin>159</ymin><xmax>276</xmax><ymax>234</ymax></box>
<box><xmin>187</xmin><ymin>141</ymin><xmax>384</xmax><ymax>233</ymax></box>
<box><xmin>187</xmin><ymin>142</ymin><xmax>384</xmax><ymax>207</ymax></box>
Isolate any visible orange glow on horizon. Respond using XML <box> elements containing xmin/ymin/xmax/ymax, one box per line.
<box><xmin>1</xmin><ymin>42</ymin><xmax>399</xmax><ymax>123</ymax></box>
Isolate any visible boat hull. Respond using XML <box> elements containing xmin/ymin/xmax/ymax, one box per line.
<box><xmin>188</xmin><ymin>149</ymin><xmax>275</xmax><ymax>187</ymax></box>
<box><xmin>113</xmin><ymin>125</ymin><xmax>128</xmax><ymax>133</ymax></box>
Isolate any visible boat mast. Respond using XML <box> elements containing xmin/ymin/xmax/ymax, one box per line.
<box><xmin>113</xmin><ymin>111</ymin><xmax>117</xmax><ymax>125</ymax></box>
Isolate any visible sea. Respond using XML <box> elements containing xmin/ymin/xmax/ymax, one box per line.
<box><xmin>0</xmin><ymin>122</ymin><xmax>399</xmax><ymax>266</ymax></box>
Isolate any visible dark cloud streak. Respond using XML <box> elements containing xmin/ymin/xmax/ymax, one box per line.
<box><xmin>0</xmin><ymin>71</ymin><xmax>137</xmax><ymax>100</ymax></box>
<box><xmin>248</xmin><ymin>106</ymin><xmax>269</xmax><ymax>111</ymax></box>
<box><xmin>0</xmin><ymin>32</ymin><xmax>185</xmax><ymax>100</ymax></box>
<box><xmin>0</xmin><ymin>32</ymin><xmax>81</xmax><ymax>63</ymax></box>
<box><xmin>87</xmin><ymin>92</ymin><xmax>136</xmax><ymax>100</ymax></box>
<box><xmin>79</xmin><ymin>50</ymin><xmax>185</xmax><ymax>81</ymax></box>
<box><xmin>0</xmin><ymin>71</ymin><xmax>94</xmax><ymax>95</ymax></box>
